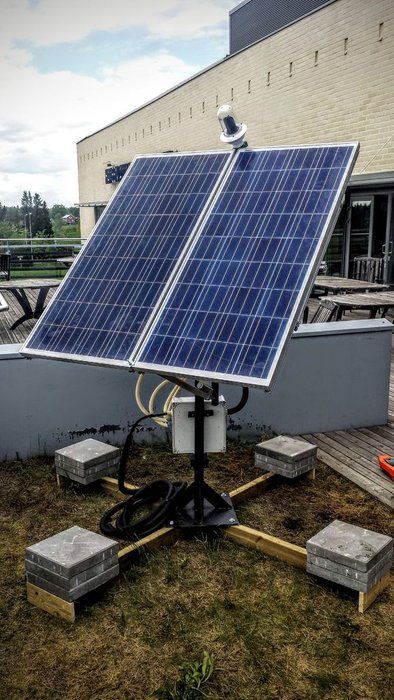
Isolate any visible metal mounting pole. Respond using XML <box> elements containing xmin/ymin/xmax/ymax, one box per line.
<box><xmin>173</xmin><ymin>385</ymin><xmax>239</xmax><ymax>529</ymax></box>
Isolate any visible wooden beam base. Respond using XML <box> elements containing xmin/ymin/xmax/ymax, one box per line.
<box><xmin>27</xmin><ymin>582</ymin><xmax>75</xmax><ymax>623</ymax></box>
<box><xmin>358</xmin><ymin>571</ymin><xmax>391</xmax><ymax>613</ymax></box>
<box><xmin>229</xmin><ymin>472</ymin><xmax>277</xmax><ymax>505</ymax></box>
<box><xmin>30</xmin><ymin>469</ymin><xmax>385</xmax><ymax>622</ymax></box>
<box><xmin>100</xmin><ymin>476</ymin><xmax>138</xmax><ymax>497</ymax></box>
<box><xmin>224</xmin><ymin>524</ymin><xmax>307</xmax><ymax>569</ymax></box>
<box><xmin>118</xmin><ymin>526</ymin><xmax>179</xmax><ymax>570</ymax></box>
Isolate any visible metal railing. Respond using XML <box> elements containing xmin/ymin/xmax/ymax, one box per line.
<box><xmin>0</xmin><ymin>237</ymin><xmax>83</xmax><ymax>278</ymax></box>
<box><xmin>0</xmin><ymin>237</ymin><xmax>82</xmax><ymax>252</ymax></box>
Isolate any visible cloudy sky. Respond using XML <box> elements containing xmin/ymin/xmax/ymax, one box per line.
<box><xmin>0</xmin><ymin>0</ymin><xmax>234</xmax><ymax>207</ymax></box>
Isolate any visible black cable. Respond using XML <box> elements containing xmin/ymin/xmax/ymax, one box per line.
<box><xmin>100</xmin><ymin>411</ymin><xmax>187</xmax><ymax>541</ymax></box>
<box><xmin>227</xmin><ymin>387</ymin><xmax>249</xmax><ymax>415</ymax></box>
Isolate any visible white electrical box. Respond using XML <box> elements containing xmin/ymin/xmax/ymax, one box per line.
<box><xmin>171</xmin><ymin>396</ymin><xmax>227</xmax><ymax>454</ymax></box>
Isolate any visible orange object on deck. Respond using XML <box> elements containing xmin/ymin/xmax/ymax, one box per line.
<box><xmin>378</xmin><ymin>454</ymin><xmax>394</xmax><ymax>480</ymax></box>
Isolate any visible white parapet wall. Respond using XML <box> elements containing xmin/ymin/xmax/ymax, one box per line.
<box><xmin>0</xmin><ymin>319</ymin><xmax>391</xmax><ymax>462</ymax></box>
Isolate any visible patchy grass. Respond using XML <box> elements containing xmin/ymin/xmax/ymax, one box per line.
<box><xmin>0</xmin><ymin>442</ymin><xmax>392</xmax><ymax>700</ymax></box>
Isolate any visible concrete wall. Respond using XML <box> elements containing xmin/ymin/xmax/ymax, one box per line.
<box><xmin>77</xmin><ymin>0</ymin><xmax>394</xmax><ymax>236</ymax></box>
<box><xmin>0</xmin><ymin>320</ymin><xmax>391</xmax><ymax>462</ymax></box>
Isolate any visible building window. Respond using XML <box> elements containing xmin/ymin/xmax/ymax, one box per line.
<box><xmin>105</xmin><ymin>145</ymin><xmax>108</xmax><ymax>153</ymax></box>
<box><xmin>314</xmin><ymin>50</ymin><xmax>318</xmax><ymax>66</ymax></box>
<box><xmin>168</xmin><ymin>116</ymin><xmax>171</xmax><ymax>127</ymax></box>
<box><xmin>267</xmin><ymin>71</ymin><xmax>270</xmax><ymax>86</ymax></box>
<box><xmin>178</xmin><ymin>112</ymin><xmax>181</xmax><ymax>122</ymax></box>
<box><xmin>289</xmin><ymin>62</ymin><xmax>293</xmax><ymax>77</ymax></box>
<box><xmin>189</xmin><ymin>106</ymin><xmax>192</xmax><ymax>118</ymax></box>
<box><xmin>344</xmin><ymin>37</ymin><xmax>348</xmax><ymax>55</ymax></box>
<box><xmin>379</xmin><ymin>22</ymin><xmax>384</xmax><ymax>41</ymax></box>
<box><xmin>215</xmin><ymin>94</ymin><xmax>218</xmax><ymax>107</ymax></box>
<box><xmin>100</xmin><ymin>147</ymin><xmax>103</xmax><ymax>155</ymax></box>
<box><xmin>231</xmin><ymin>87</ymin><xmax>234</xmax><ymax>101</ymax></box>
<box><xmin>134</xmin><ymin>132</ymin><xmax>137</xmax><ymax>141</ymax></box>
<box><xmin>110</xmin><ymin>143</ymin><xmax>113</xmax><ymax>150</ymax></box>
<box><xmin>121</xmin><ymin>138</ymin><xmax>124</xmax><ymax>146</ymax></box>
<box><xmin>142</xmin><ymin>128</ymin><xmax>145</xmax><ymax>138</ymax></box>
<box><xmin>202</xmin><ymin>101</ymin><xmax>205</xmax><ymax>113</ymax></box>
<box><xmin>150</xmin><ymin>125</ymin><xmax>153</xmax><ymax>134</ymax></box>
<box><xmin>128</xmin><ymin>135</ymin><xmax>131</xmax><ymax>144</ymax></box>
<box><xmin>159</xmin><ymin>121</ymin><xmax>161</xmax><ymax>131</ymax></box>
<box><xmin>248</xmin><ymin>79</ymin><xmax>251</xmax><ymax>94</ymax></box>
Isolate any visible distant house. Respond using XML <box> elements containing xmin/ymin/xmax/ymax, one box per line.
<box><xmin>61</xmin><ymin>214</ymin><xmax>77</xmax><ymax>225</ymax></box>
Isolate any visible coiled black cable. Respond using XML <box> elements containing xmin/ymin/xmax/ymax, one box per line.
<box><xmin>100</xmin><ymin>411</ymin><xmax>187</xmax><ymax>540</ymax></box>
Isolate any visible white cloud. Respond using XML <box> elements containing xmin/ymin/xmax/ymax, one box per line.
<box><xmin>0</xmin><ymin>0</ymin><xmax>233</xmax><ymax>206</ymax></box>
<box><xmin>1</xmin><ymin>0</ymin><xmax>232</xmax><ymax>47</ymax></box>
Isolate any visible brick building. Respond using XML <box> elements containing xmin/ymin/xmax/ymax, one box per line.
<box><xmin>77</xmin><ymin>0</ymin><xmax>394</xmax><ymax>282</ymax></box>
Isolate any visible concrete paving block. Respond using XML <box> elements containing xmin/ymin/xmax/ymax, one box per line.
<box><xmin>26</xmin><ymin>563</ymin><xmax>119</xmax><ymax>602</ymax></box>
<box><xmin>255</xmin><ymin>436</ymin><xmax>317</xmax><ymax>462</ymax></box>
<box><xmin>56</xmin><ymin>464</ymin><xmax>118</xmax><ymax>485</ymax></box>
<box><xmin>306</xmin><ymin>520</ymin><xmax>393</xmax><ymax>572</ymax></box>
<box><xmin>55</xmin><ymin>439</ymin><xmax>120</xmax><ymax>469</ymax></box>
<box><xmin>307</xmin><ymin>549</ymin><xmax>392</xmax><ymax>584</ymax></box>
<box><xmin>255</xmin><ymin>452</ymin><xmax>315</xmax><ymax>478</ymax></box>
<box><xmin>306</xmin><ymin>560</ymin><xmax>389</xmax><ymax>593</ymax></box>
<box><xmin>25</xmin><ymin>554</ymin><xmax>119</xmax><ymax>590</ymax></box>
<box><xmin>55</xmin><ymin>455</ymin><xmax>119</xmax><ymax>477</ymax></box>
<box><xmin>26</xmin><ymin>526</ymin><xmax>119</xmax><ymax>577</ymax></box>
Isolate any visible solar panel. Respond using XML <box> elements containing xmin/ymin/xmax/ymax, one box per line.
<box><xmin>22</xmin><ymin>151</ymin><xmax>231</xmax><ymax>366</ymax></box>
<box><xmin>133</xmin><ymin>144</ymin><xmax>358</xmax><ymax>387</ymax></box>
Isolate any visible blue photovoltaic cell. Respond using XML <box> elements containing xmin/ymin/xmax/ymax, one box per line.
<box><xmin>23</xmin><ymin>152</ymin><xmax>230</xmax><ymax>363</ymax></box>
<box><xmin>136</xmin><ymin>145</ymin><xmax>357</xmax><ymax>385</ymax></box>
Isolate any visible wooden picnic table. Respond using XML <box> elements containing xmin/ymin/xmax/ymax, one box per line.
<box><xmin>320</xmin><ymin>291</ymin><xmax>394</xmax><ymax>321</ymax></box>
<box><xmin>314</xmin><ymin>276</ymin><xmax>388</xmax><ymax>294</ymax></box>
<box><xmin>57</xmin><ymin>256</ymin><xmax>75</xmax><ymax>269</ymax></box>
<box><xmin>0</xmin><ymin>292</ymin><xmax>8</xmax><ymax>313</ymax></box>
<box><xmin>0</xmin><ymin>278</ymin><xmax>60</xmax><ymax>330</ymax></box>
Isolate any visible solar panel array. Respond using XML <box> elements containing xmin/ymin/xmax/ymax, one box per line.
<box><xmin>23</xmin><ymin>143</ymin><xmax>357</xmax><ymax>388</ymax></box>
<box><xmin>134</xmin><ymin>145</ymin><xmax>357</xmax><ymax>386</ymax></box>
<box><xmin>23</xmin><ymin>152</ymin><xmax>230</xmax><ymax>364</ymax></box>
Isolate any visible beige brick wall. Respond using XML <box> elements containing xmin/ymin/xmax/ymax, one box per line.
<box><xmin>77</xmin><ymin>0</ymin><xmax>394</xmax><ymax>236</ymax></box>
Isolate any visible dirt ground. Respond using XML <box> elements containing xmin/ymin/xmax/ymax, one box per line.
<box><xmin>0</xmin><ymin>441</ymin><xmax>392</xmax><ymax>700</ymax></box>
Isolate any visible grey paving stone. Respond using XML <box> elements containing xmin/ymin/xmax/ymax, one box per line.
<box><xmin>56</xmin><ymin>464</ymin><xmax>118</xmax><ymax>485</ymax></box>
<box><xmin>255</xmin><ymin>452</ymin><xmax>315</xmax><ymax>478</ymax></box>
<box><xmin>55</xmin><ymin>439</ymin><xmax>120</xmax><ymax>469</ymax></box>
<box><xmin>306</xmin><ymin>560</ymin><xmax>389</xmax><ymax>593</ymax></box>
<box><xmin>25</xmin><ymin>554</ymin><xmax>119</xmax><ymax>590</ymax></box>
<box><xmin>26</xmin><ymin>563</ymin><xmax>119</xmax><ymax>602</ymax></box>
<box><xmin>55</xmin><ymin>455</ymin><xmax>119</xmax><ymax>476</ymax></box>
<box><xmin>306</xmin><ymin>520</ymin><xmax>393</xmax><ymax>572</ymax></box>
<box><xmin>255</xmin><ymin>436</ymin><xmax>317</xmax><ymax>462</ymax></box>
<box><xmin>307</xmin><ymin>549</ymin><xmax>392</xmax><ymax>584</ymax></box>
<box><xmin>255</xmin><ymin>453</ymin><xmax>315</xmax><ymax>469</ymax></box>
<box><xmin>26</xmin><ymin>526</ymin><xmax>119</xmax><ymax>577</ymax></box>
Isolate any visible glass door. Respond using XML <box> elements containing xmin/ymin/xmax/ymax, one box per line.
<box><xmin>345</xmin><ymin>196</ymin><xmax>373</xmax><ymax>277</ymax></box>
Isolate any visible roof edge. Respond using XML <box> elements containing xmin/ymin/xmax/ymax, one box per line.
<box><xmin>77</xmin><ymin>0</ymin><xmax>338</xmax><ymax>145</ymax></box>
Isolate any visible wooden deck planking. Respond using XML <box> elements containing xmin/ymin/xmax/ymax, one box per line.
<box><xmin>0</xmin><ymin>288</ymin><xmax>55</xmax><ymax>345</ymax></box>
<box><xmin>301</xmin><ymin>418</ymin><xmax>394</xmax><ymax>509</ymax></box>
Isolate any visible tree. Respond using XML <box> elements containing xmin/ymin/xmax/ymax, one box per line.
<box><xmin>50</xmin><ymin>204</ymin><xmax>67</xmax><ymax>218</ymax></box>
<box><xmin>40</xmin><ymin>200</ymin><xmax>54</xmax><ymax>238</ymax></box>
<box><xmin>21</xmin><ymin>191</ymin><xmax>33</xmax><ymax>235</ymax></box>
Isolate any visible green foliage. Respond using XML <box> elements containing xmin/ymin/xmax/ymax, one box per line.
<box><xmin>153</xmin><ymin>652</ymin><xmax>214</xmax><ymax>700</ymax></box>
